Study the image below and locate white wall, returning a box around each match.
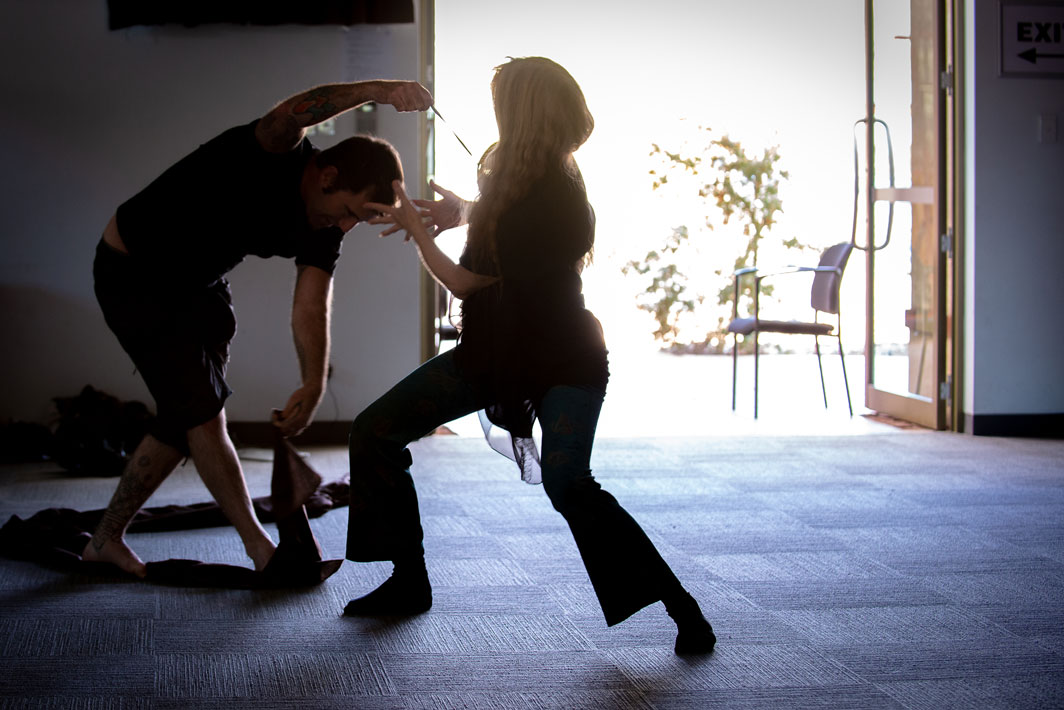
[0,1,425,426]
[965,0,1064,420]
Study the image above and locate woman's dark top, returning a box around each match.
[115,120,344,290]
[454,166,609,438]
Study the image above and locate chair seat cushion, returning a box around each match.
[727,317,835,336]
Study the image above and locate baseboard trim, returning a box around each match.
[965,413,1064,438]
[228,420,350,448]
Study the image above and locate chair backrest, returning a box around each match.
[810,242,854,315]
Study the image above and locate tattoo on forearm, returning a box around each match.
[292,88,340,123]
[258,111,302,146]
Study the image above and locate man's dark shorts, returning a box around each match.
[94,240,236,455]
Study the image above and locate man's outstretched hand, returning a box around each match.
[272,386,323,438]
[372,80,433,113]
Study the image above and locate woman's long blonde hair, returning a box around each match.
[466,57,594,272]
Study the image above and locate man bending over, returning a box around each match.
[85,79,433,577]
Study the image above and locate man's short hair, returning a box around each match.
[316,135,403,204]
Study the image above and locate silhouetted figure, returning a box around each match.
[84,79,433,578]
[344,57,715,655]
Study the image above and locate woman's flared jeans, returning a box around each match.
[346,350,682,626]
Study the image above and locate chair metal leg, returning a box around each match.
[838,336,853,416]
[731,332,738,411]
[815,336,828,409]
[753,330,759,419]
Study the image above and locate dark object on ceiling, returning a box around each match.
[108,0,414,30]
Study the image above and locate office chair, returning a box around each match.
[727,242,854,418]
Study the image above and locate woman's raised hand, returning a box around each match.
[367,180,427,242]
[412,180,468,236]
[369,180,469,241]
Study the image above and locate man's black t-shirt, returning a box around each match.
[116,120,344,289]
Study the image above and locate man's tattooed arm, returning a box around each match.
[254,80,432,153]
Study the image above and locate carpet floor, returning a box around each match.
[1,430,1062,709]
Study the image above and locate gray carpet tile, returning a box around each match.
[773,606,1009,645]
[828,524,1028,557]
[129,527,262,568]
[845,469,1010,491]
[420,514,491,537]
[0,700,152,710]
[669,578,764,614]
[647,686,908,710]
[153,699,408,710]
[497,531,582,560]
[382,651,635,693]
[421,558,537,587]
[620,490,768,517]
[698,462,844,492]
[603,476,743,497]
[973,603,1064,653]
[727,579,953,610]
[155,586,346,620]
[688,610,812,647]
[877,674,1064,710]
[922,569,1064,606]
[667,441,797,465]
[423,533,513,560]
[452,495,560,527]
[515,557,602,586]
[824,638,1064,682]
[154,617,380,654]
[753,489,954,528]
[0,657,154,696]
[571,608,680,650]
[514,690,656,709]
[0,583,158,619]
[609,644,864,691]
[641,509,847,555]
[0,561,69,590]
[161,689,656,710]
[897,485,1064,507]
[395,693,555,710]
[695,551,899,583]
[545,580,621,617]
[2,432,1063,708]
[155,652,396,698]
[422,585,565,617]
[368,613,594,653]
[981,522,1064,561]
[0,618,152,656]
[581,446,690,474]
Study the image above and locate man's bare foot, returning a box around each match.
[82,536,148,578]
[249,539,278,572]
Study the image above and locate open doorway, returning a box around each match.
[430,1,900,437]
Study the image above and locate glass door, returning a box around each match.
[859,0,951,429]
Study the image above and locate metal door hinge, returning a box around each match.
[940,228,953,258]
[939,376,952,401]
[940,66,954,96]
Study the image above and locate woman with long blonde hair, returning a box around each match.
[346,57,715,654]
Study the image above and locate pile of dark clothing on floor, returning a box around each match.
[1,384,153,476]
[1,388,351,589]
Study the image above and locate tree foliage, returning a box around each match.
[624,127,806,352]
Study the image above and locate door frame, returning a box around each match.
[861,0,957,430]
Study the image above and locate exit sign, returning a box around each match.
[1001,2,1064,77]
